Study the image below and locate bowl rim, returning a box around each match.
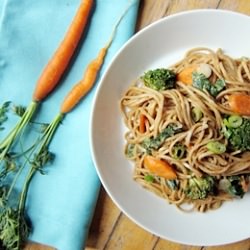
[89,9,250,246]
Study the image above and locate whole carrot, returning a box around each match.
[60,46,107,113]
[0,0,93,159]
[39,41,113,150]
[60,2,130,114]
[33,0,93,102]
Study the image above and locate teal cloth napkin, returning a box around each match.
[0,0,139,249]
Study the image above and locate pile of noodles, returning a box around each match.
[120,48,250,212]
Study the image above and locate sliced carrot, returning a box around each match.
[228,94,250,116]
[139,114,147,133]
[143,155,177,179]
[177,65,197,85]
[33,0,93,102]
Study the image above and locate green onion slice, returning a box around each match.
[145,174,154,183]
[207,141,226,154]
[228,115,243,128]
[191,107,203,122]
[172,144,186,159]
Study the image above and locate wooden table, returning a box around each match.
[26,0,250,249]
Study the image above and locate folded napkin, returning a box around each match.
[0,0,139,249]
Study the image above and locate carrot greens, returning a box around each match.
[0,103,53,249]
[0,102,11,131]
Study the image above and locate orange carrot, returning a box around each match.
[139,114,147,133]
[228,94,250,116]
[143,155,177,179]
[0,0,93,159]
[177,65,197,85]
[60,1,131,114]
[60,47,107,113]
[33,0,93,102]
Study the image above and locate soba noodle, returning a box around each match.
[120,48,250,212]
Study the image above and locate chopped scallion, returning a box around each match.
[207,141,226,154]
[126,144,135,158]
[228,115,243,128]
[191,107,203,122]
[172,144,186,159]
[145,174,154,183]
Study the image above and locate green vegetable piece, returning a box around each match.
[222,117,250,152]
[172,144,186,159]
[145,174,154,183]
[226,176,245,198]
[207,141,226,154]
[192,72,225,97]
[141,68,176,91]
[141,123,182,154]
[126,144,135,158]
[228,115,243,128]
[191,107,203,122]
[223,118,230,127]
[192,72,210,90]
[185,176,216,200]
[221,125,232,139]
[209,79,226,97]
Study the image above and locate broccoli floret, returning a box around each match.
[192,72,225,97]
[141,68,176,91]
[141,123,182,154]
[185,176,216,200]
[227,176,245,197]
[222,116,250,152]
[220,175,249,198]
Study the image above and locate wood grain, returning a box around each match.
[136,0,220,30]
[27,1,250,249]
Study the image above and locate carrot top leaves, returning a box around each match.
[0,101,11,130]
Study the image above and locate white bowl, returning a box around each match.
[90,9,250,246]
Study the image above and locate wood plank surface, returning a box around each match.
[26,1,250,249]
